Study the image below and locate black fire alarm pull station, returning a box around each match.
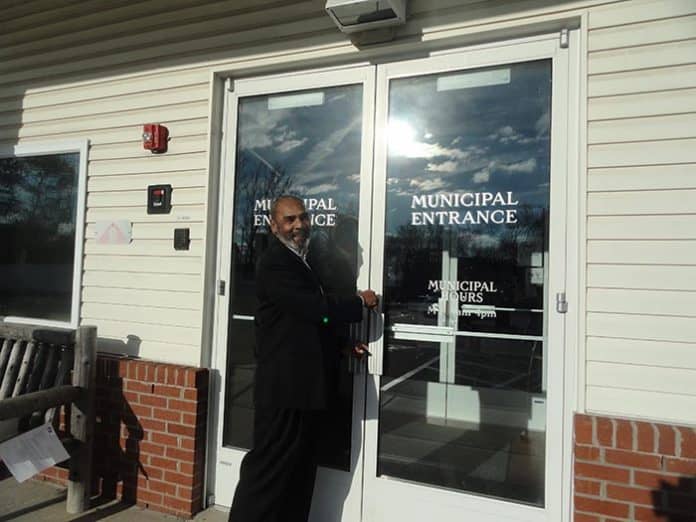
[174,228,190,251]
[147,184,172,214]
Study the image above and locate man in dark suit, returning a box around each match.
[229,195,377,522]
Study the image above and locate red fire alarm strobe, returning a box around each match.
[142,123,169,153]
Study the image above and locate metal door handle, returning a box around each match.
[348,322,365,375]
[367,310,384,376]
[556,292,568,313]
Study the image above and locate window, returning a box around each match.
[0,141,87,327]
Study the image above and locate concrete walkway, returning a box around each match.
[0,475,228,522]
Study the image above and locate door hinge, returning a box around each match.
[556,292,568,314]
[559,28,569,49]
[218,280,226,296]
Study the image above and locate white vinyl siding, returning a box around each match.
[0,0,346,364]
[586,0,696,423]
[3,0,695,426]
[1,0,587,364]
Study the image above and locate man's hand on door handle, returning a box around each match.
[358,289,379,309]
[351,342,372,359]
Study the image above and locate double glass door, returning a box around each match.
[214,33,570,522]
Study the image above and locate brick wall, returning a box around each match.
[574,413,696,521]
[39,355,209,519]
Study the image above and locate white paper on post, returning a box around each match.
[0,424,70,483]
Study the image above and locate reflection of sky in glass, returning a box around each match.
[226,85,364,455]
[385,60,551,239]
[0,153,79,321]
[378,63,552,506]
[230,84,364,315]
[383,60,552,325]
[0,154,79,233]
[233,85,363,241]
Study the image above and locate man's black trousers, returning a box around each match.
[228,407,321,522]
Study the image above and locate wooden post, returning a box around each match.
[0,340,24,399]
[0,339,12,382]
[12,341,36,397]
[66,325,97,514]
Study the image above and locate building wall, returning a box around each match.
[574,413,696,521]
[1,0,589,363]
[2,0,696,517]
[1,0,342,365]
[584,0,696,424]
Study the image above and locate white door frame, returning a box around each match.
[363,32,573,522]
[207,29,580,522]
[210,64,377,521]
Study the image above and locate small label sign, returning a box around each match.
[95,220,132,245]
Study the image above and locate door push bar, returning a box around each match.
[392,323,455,338]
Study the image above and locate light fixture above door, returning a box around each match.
[325,0,406,33]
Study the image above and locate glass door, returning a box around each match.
[212,32,573,522]
[364,35,569,522]
[213,65,376,522]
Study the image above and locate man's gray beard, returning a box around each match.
[276,233,310,258]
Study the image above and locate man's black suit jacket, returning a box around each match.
[254,235,363,410]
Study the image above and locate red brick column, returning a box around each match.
[574,413,696,521]
[39,355,209,519]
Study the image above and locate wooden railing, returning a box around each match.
[0,322,97,514]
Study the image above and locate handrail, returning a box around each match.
[0,385,83,421]
[0,322,97,514]
[0,322,75,345]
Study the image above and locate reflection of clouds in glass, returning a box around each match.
[298,116,361,174]
[488,125,536,145]
[498,158,537,173]
[473,168,490,183]
[466,144,487,156]
[272,125,308,153]
[275,138,307,153]
[274,125,294,141]
[535,110,550,136]
[393,139,471,160]
[240,128,273,149]
[389,118,475,161]
[470,158,536,184]
[233,82,363,263]
[426,160,458,173]
[239,105,284,149]
[383,60,552,237]
[409,177,446,191]
[389,187,415,197]
[302,183,339,195]
[490,125,514,140]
